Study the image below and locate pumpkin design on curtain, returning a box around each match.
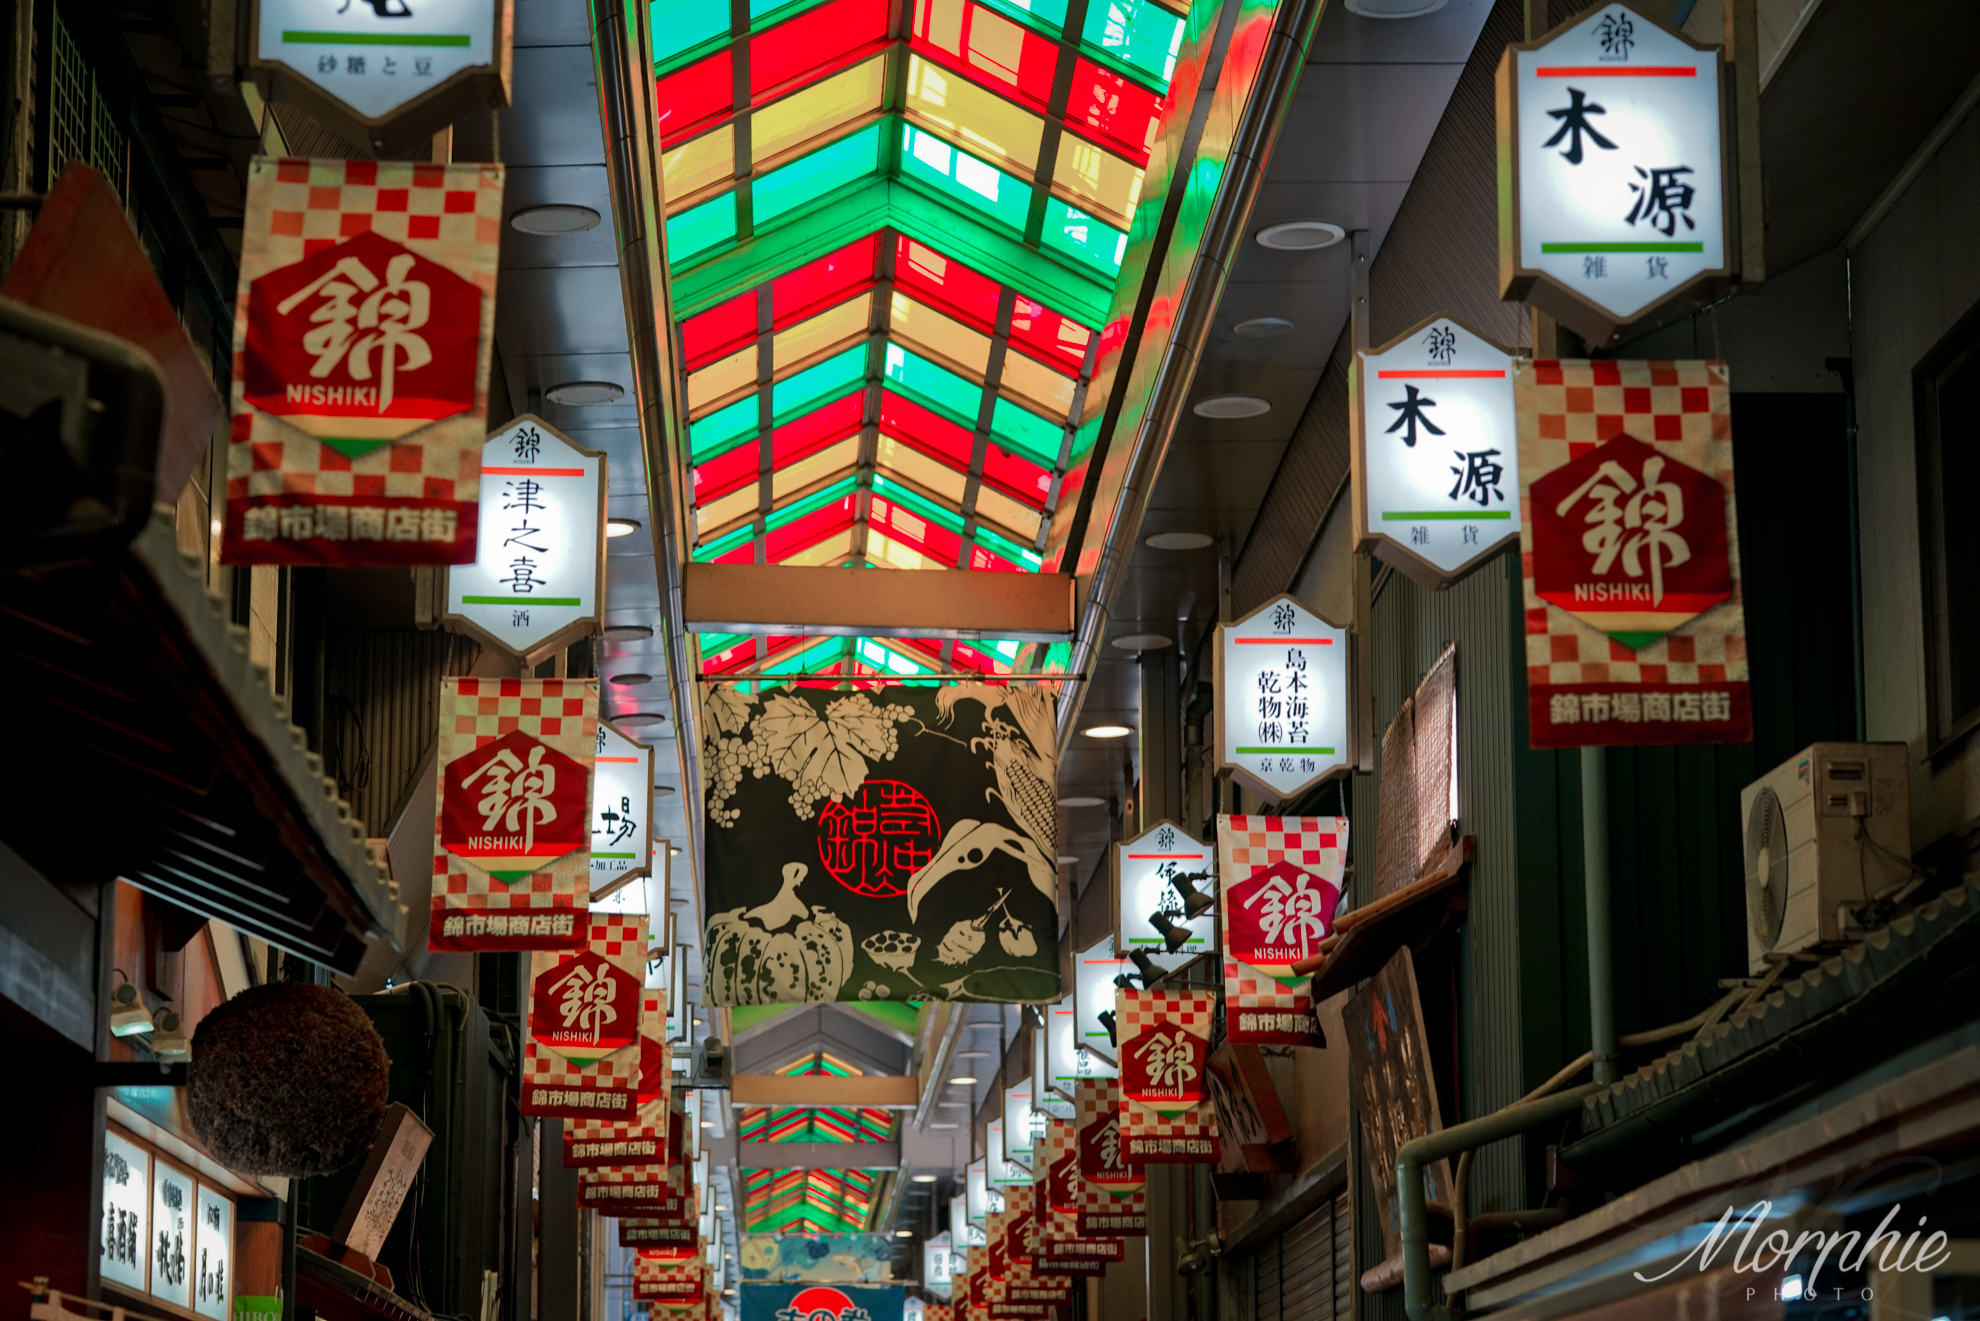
[701,682,1060,1004]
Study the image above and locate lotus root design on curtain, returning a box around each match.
[701,682,1060,1003]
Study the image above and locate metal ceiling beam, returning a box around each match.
[736,1141,902,1170]
[730,1074,921,1108]
[683,562,1075,640]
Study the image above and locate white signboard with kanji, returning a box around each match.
[1215,596,1351,802]
[1003,1077,1041,1159]
[1352,314,1519,590]
[1032,1009,1077,1117]
[589,721,654,896]
[446,416,605,663]
[251,0,511,152]
[1500,3,1729,341]
[1115,820,1213,972]
[1071,935,1125,1076]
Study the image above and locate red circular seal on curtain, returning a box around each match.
[816,779,941,898]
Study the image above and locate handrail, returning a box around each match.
[1398,1084,1603,1321]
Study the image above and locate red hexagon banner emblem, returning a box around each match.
[441,727,591,879]
[523,913,649,1116]
[1516,360,1751,750]
[531,949,642,1053]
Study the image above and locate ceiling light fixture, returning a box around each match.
[545,380,624,406]
[606,518,641,538]
[602,623,654,641]
[1083,725,1133,739]
[1110,633,1173,652]
[1233,316,1296,338]
[618,712,668,725]
[1144,531,1215,550]
[1192,395,1271,419]
[509,204,602,234]
[653,785,677,796]
[949,1076,978,1086]
[109,983,153,1038]
[911,1174,938,1183]
[896,1230,916,1238]
[609,673,653,686]
[1344,0,1445,15]
[1056,855,1078,865]
[1057,795,1106,807]
[670,846,683,856]
[931,1123,959,1130]
[1256,220,1346,250]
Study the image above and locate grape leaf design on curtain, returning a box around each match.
[702,683,1061,1004]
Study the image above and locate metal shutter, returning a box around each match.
[1253,1192,1351,1321]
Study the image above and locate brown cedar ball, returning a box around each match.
[187,982,392,1176]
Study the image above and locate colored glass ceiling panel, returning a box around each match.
[755,121,885,226]
[752,0,889,95]
[884,343,981,425]
[651,0,730,70]
[668,192,737,265]
[682,287,758,369]
[1081,0,1184,86]
[1040,198,1126,275]
[900,125,1032,234]
[654,48,732,142]
[663,122,734,203]
[752,56,887,167]
[905,54,1046,181]
[773,294,873,370]
[775,234,883,326]
[772,344,867,422]
[894,235,1002,332]
[1068,57,1164,163]
[738,1106,895,1142]
[911,0,1059,112]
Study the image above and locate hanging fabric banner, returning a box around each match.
[701,682,1059,1004]
[224,158,501,566]
[1215,815,1348,1045]
[430,676,597,949]
[635,1254,705,1304]
[580,1127,692,1216]
[1114,990,1220,1164]
[1072,1079,1145,1236]
[622,1218,697,1249]
[1032,1116,1121,1271]
[564,990,670,1166]
[521,913,646,1117]
[1516,360,1751,749]
[741,1285,905,1321]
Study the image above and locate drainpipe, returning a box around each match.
[1582,750,1619,1086]
[1399,1084,1603,1321]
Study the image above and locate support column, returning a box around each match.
[1144,1165,1189,1321]
[540,1120,583,1321]
[1139,647,1182,831]
[1581,749,1619,1085]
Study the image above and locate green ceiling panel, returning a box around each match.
[1081,0,1185,87]
[773,346,869,422]
[898,125,1032,235]
[651,0,730,68]
[668,192,739,264]
[1039,199,1126,277]
[689,392,759,459]
[990,396,1064,465]
[883,343,982,425]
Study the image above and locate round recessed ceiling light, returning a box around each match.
[653,784,677,796]
[607,517,641,538]
[1084,724,1133,739]
[1058,795,1106,808]
[603,623,654,641]
[610,672,653,686]
[1193,394,1271,419]
[911,1173,938,1183]
[1110,633,1174,652]
[1233,316,1296,338]
[1344,0,1445,15]
[949,1076,978,1086]
[618,711,668,724]
[1145,530,1216,550]
[669,846,683,856]
[509,204,602,235]
[1256,220,1346,250]
[930,1122,959,1130]
[545,380,624,406]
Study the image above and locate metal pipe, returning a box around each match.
[1581,748,1619,1086]
[1399,1084,1603,1321]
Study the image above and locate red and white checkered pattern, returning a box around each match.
[1112,990,1219,1164]
[431,677,596,950]
[1516,360,1751,748]
[522,913,645,1117]
[929,1305,955,1321]
[579,1155,690,1217]
[566,992,671,1163]
[634,1255,704,1302]
[225,158,501,567]
[1217,815,1345,1045]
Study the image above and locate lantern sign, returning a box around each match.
[987,1118,1028,1185]
[1002,1078,1041,1162]
[250,0,511,154]
[1214,595,1351,802]
[1071,937,1125,1076]
[965,1160,999,1224]
[1351,315,1519,589]
[1499,4,1730,342]
[1036,995,1082,1112]
[1115,820,1213,972]
[591,722,655,896]
[446,417,605,662]
[924,1233,956,1297]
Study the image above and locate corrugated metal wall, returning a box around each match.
[1251,1192,1353,1321]
[322,630,482,834]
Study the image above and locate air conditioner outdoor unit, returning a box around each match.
[1739,742,1911,975]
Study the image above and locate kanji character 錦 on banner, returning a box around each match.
[522,913,647,1117]
[1216,815,1348,1046]
[431,677,596,949]
[564,990,670,1165]
[224,158,502,566]
[1517,360,1751,749]
[1114,990,1220,1163]
[1072,1079,1145,1235]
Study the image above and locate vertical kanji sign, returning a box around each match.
[1115,820,1213,972]
[1352,314,1520,589]
[1215,595,1352,802]
[1499,3,1732,341]
[1517,359,1750,747]
[590,721,654,896]
[226,158,502,566]
[446,416,605,663]
[431,677,597,948]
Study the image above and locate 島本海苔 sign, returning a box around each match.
[1352,314,1519,589]
[1215,595,1351,801]
[446,416,605,663]
[250,0,511,153]
[1499,3,1730,341]
[1115,820,1213,971]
